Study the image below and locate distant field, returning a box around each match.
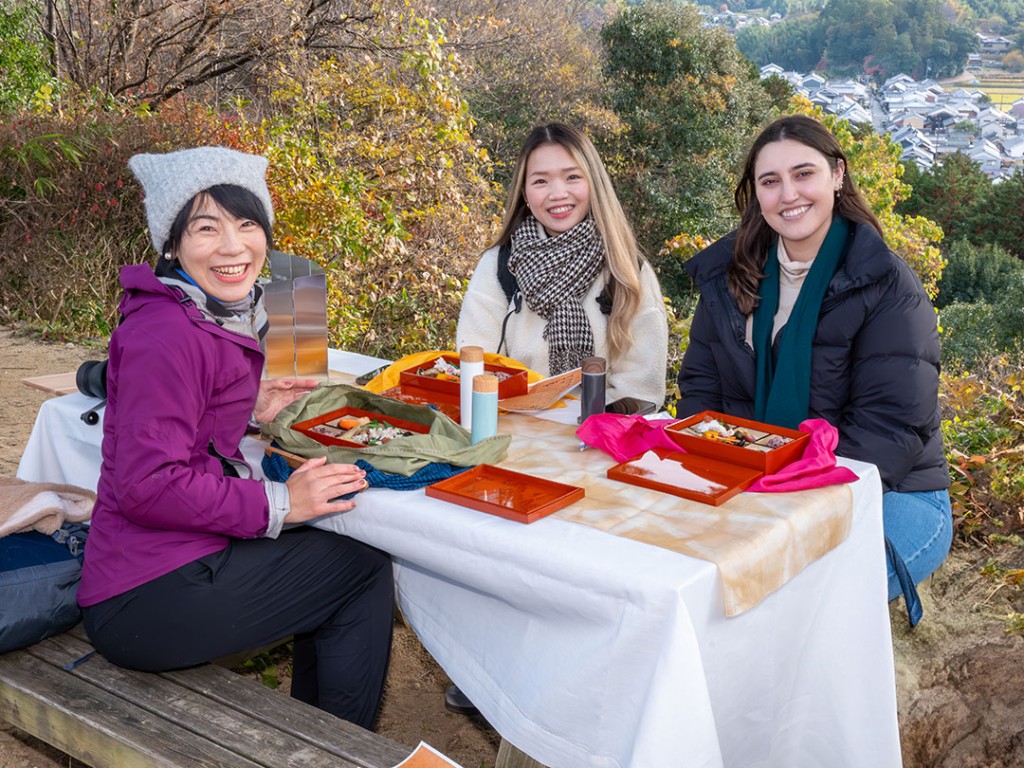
[945,76,1024,109]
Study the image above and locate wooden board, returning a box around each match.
[20,371,79,396]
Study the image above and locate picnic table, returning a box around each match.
[16,356,901,768]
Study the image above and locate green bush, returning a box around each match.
[939,271,1024,373]
[935,238,1024,309]
[0,3,55,113]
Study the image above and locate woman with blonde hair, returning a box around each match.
[457,123,668,409]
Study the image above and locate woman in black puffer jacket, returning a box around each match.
[677,115,950,624]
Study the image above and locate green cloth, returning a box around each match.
[262,384,511,476]
[753,215,849,429]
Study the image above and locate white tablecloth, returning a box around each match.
[17,390,902,768]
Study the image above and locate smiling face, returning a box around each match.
[754,138,845,262]
[173,194,267,303]
[523,142,591,236]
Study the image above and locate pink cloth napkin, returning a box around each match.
[746,418,859,492]
[576,414,858,492]
[576,413,681,463]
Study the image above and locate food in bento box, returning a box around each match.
[415,357,462,381]
[414,356,516,382]
[682,416,791,451]
[309,415,415,446]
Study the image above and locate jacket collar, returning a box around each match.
[118,264,265,349]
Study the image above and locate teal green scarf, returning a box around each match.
[753,215,849,429]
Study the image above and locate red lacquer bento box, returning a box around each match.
[425,464,584,523]
[665,410,808,474]
[607,411,808,506]
[291,407,429,449]
[398,354,528,405]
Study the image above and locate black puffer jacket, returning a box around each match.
[676,221,948,493]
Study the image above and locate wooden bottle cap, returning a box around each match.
[460,345,484,363]
[582,356,606,375]
[473,373,499,394]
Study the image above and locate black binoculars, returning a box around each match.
[75,359,109,424]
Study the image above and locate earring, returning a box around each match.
[163,252,173,261]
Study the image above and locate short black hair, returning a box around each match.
[162,184,273,255]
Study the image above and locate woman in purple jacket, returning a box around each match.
[78,147,393,728]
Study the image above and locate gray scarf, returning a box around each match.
[157,265,268,346]
[508,215,605,374]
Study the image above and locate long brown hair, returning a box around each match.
[729,115,883,315]
[493,123,648,357]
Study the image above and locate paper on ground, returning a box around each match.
[391,741,466,768]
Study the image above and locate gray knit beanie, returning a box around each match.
[128,147,274,254]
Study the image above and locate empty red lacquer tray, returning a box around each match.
[291,407,429,449]
[399,354,528,404]
[425,464,584,523]
[664,410,808,475]
[607,447,764,506]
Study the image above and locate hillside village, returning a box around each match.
[759,63,1024,179]
[695,8,1024,179]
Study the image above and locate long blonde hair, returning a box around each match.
[492,123,646,358]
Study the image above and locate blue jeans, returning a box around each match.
[882,489,953,602]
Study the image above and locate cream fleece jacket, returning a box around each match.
[456,245,669,407]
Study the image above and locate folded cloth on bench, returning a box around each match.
[0,477,94,537]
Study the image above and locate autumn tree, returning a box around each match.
[40,0,377,106]
[239,8,497,356]
[601,0,772,304]
[1003,50,1024,72]
[1,3,496,353]
[428,0,622,188]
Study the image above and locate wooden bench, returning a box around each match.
[0,626,410,768]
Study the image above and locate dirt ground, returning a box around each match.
[1,324,1022,768]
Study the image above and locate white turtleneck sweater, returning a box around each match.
[744,240,814,347]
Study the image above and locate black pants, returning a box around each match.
[82,528,394,729]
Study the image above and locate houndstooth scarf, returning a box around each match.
[508,215,605,374]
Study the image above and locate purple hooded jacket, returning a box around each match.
[78,265,270,607]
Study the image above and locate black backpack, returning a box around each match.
[0,523,88,653]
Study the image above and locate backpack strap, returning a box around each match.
[497,241,518,305]
[496,242,523,356]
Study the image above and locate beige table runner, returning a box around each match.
[500,413,854,616]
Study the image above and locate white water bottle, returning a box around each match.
[459,345,484,431]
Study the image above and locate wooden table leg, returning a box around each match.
[495,738,549,768]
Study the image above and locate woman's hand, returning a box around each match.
[254,378,319,423]
[284,456,367,522]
